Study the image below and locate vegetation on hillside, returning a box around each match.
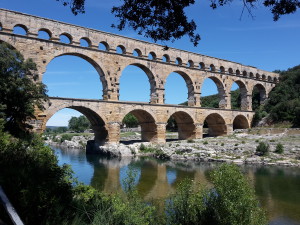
[68,115,91,132]
[263,65,300,127]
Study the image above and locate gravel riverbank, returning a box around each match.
[45,129,300,167]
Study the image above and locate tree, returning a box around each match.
[56,0,300,46]
[68,115,90,132]
[264,65,300,127]
[0,42,48,138]
[167,163,267,225]
[122,113,139,128]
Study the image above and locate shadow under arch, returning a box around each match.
[44,52,108,99]
[122,109,157,142]
[230,80,248,110]
[252,83,267,110]
[167,111,195,140]
[45,106,108,144]
[201,76,226,108]
[233,115,250,130]
[203,113,227,137]
[166,70,195,106]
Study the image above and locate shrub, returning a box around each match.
[203,140,208,145]
[256,142,270,156]
[187,139,195,143]
[167,164,267,225]
[275,143,284,154]
[139,143,146,151]
[221,143,224,146]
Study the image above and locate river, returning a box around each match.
[52,146,300,225]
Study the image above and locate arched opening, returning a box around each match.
[230,80,248,110]
[60,33,72,44]
[228,68,233,74]
[210,64,215,72]
[148,52,156,60]
[268,76,272,82]
[13,24,27,35]
[256,73,260,80]
[38,29,51,40]
[99,41,109,51]
[187,60,194,68]
[220,66,225,73]
[166,112,195,140]
[162,54,170,63]
[175,57,182,65]
[233,115,250,130]
[116,45,126,54]
[0,23,2,31]
[43,54,104,99]
[165,71,194,105]
[252,84,266,111]
[121,110,157,142]
[274,77,278,83]
[203,113,227,137]
[119,64,154,102]
[201,77,226,108]
[250,72,254,79]
[199,62,205,70]
[133,49,142,57]
[236,70,241,76]
[262,74,266,81]
[46,107,107,145]
[243,71,247,77]
[80,38,91,47]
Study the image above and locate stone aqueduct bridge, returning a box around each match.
[0,9,279,144]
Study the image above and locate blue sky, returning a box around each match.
[1,0,299,126]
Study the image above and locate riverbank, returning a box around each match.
[45,128,300,167]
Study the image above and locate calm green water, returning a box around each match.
[52,146,300,225]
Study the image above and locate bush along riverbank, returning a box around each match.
[45,128,300,167]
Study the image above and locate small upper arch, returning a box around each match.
[249,72,254,78]
[236,69,241,76]
[220,66,225,73]
[187,60,194,68]
[148,52,157,60]
[268,76,272,82]
[38,28,52,40]
[133,48,142,57]
[13,24,28,35]
[59,32,73,44]
[116,45,126,54]
[228,68,233,74]
[274,77,278,83]
[0,22,2,31]
[99,41,110,51]
[210,64,216,72]
[242,71,247,77]
[199,62,205,70]
[175,57,183,66]
[262,74,266,81]
[256,73,261,80]
[80,37,92,47]
[162,54,170,63]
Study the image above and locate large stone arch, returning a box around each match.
[43,104,108,144]
[118,63,157,103]
[229,79,249,110]
[44,52,109,99]
[203,113,227,137]
[232,115,250,130]
[165,70,195,106]
[252,83,267,109]
[167,111,196,140]
[121,109,157,142]
[201,76,227,109]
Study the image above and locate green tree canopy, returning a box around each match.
[0,42,48,138]
[122,113,139,128]
[264,65,300,127]
[68,115,91,132]
[57,0,299,46]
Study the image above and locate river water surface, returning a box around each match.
[52,146,300,225]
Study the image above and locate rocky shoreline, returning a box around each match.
[45,128,300,167]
